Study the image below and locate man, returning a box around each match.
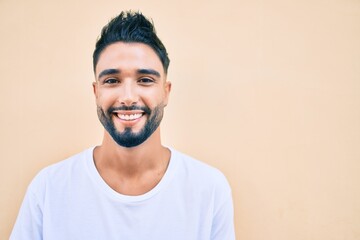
[11,11,235,240]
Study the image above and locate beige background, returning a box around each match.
[1,0,360,239]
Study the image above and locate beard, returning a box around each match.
[97,104,164,148]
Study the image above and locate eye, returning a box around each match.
[138,78,155,85]
[104,78,119,84]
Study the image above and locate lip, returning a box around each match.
[112,111,145,126]
[113,110,144,115]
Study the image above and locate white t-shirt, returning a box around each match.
[10,147,235,240]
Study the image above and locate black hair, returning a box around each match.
[93,11,170,74]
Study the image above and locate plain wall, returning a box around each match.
[1,0,359,239]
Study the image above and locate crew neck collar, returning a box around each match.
[84,146,178,203]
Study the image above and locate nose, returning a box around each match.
[118,80,138,106]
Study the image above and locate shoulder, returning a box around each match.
[171,148,228,179]
[44,148,92,173]
[27,147,93,195]
[170,148,232,194]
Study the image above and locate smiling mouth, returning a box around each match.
[116,113,144,121]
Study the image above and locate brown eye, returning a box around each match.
[138,78,154,84]
[104,78,119,84]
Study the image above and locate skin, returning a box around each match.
[92,42,172,196]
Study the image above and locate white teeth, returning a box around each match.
[118,113,142,121]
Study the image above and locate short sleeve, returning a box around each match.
[211,177,236,240]
[10,171,46,240]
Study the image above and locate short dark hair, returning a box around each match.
[93,11,170,74]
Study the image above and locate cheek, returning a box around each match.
[96,90,118,107]
[144,89,167,103]
[142,96,163,108]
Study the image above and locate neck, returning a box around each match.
[93,128,171,195]
[93,128,169,177]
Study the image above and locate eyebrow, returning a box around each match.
[137,69,161,78]
[98,68,120,79]
[97,68,161,79]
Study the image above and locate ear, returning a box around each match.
[163,81,172,106]
[92,82,99,100]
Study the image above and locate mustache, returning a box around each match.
[107,105,151,115]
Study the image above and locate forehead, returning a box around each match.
[95,42,164,77]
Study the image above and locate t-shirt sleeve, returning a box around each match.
[10,171,45,240]
[210,174,236,240]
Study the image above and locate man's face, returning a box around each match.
[93,42,171,148]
